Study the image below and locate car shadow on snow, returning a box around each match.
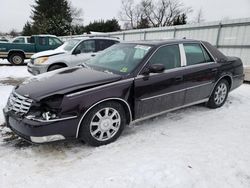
[0,104,210,149]
[0,123,85,151]
[0,123,32,148]
[0,99,234,150]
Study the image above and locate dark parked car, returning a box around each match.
[3,39,244,146]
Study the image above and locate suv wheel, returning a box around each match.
[9,53,24,65]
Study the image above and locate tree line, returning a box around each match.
[4,0,204,37]
[119,0,191,29]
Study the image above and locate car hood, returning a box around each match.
[15,67,122,100]
[31,48,66,59]
[46,52,73,62]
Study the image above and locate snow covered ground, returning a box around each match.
[0,59,9,64]
[0,66,250,188]
[0,59,29,65]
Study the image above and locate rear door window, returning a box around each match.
[184,43,212,66]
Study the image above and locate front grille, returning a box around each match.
[7,91,33,114]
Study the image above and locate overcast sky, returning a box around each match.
[0,0,250,32]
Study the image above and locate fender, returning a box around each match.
[76,97,132,138]
[209,73,233,98]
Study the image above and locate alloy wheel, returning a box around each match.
[90,107,121,141]
[214,82,228,105]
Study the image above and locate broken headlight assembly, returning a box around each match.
[26,95,65,122]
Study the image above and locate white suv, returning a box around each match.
[27,36,120,75]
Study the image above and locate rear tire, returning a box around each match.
[48,64,66,72]
[79,102,126,146]
[9,53,24,65]
[207,79,229,109]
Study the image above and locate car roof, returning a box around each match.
[122,39,200,46]
[70,36,120,41]
[32,34,57,37]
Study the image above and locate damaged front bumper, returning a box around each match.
[3,107,79,144]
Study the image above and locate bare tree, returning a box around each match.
[9,29,19,37]
[140,0,192,27]
[119,0,191,29]
[69,1,84,25]
[119,0,142,29]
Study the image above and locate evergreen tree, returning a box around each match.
[105,19,121,32]
[71,25,85,35]
[31,0,73,36]
[9,29,19,37]
[22,22,33,36]
[84,19,121,33]
[173,14,187,25]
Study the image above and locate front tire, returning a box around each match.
[79,102,126,146]
[207,79,229,109]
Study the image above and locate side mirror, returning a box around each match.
[73,49,81,55]
[142,64,165,75]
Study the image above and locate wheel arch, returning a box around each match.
[209,74,233,99]
[8,50,26,59]
[217,74,233,90]
[223,75,233,91]
[76,98,132,138]
[47,62,67,71]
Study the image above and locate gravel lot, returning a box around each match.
[0,65,250,188]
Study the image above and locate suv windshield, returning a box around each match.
[86,43,152,75]
[63,39,81,51]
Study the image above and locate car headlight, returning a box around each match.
[42,111,58,121]
[26,111,59,121]
[34,57,49,64]
[26,96,77,122]
[26,95,64,121]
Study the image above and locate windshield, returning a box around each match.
[62,39,81,51]
[85,43,152,75]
